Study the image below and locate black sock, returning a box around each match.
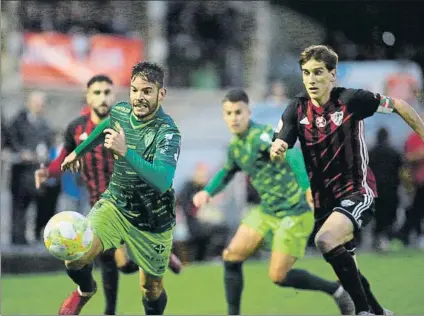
[142,289,168,315]
[99,250,119,315]
[277,268,340,295]
[359,271,384,314]
[66,263,95,293]
[323,245,370,313]
[119,260,139,274]
[224,261,244,315]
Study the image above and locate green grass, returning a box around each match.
[2,250,424,315]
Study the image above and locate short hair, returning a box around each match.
[222,89,249,104]
[299,45,339,71]
[87,75,113,88]
[131,61,165,87]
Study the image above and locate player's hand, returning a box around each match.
[193,190,212,208]
[35,164,49,189]
[104,127,128,157]
[270,139,288,161]
[305,188,314,210]
[61,151,82,173]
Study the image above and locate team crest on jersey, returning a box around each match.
[144,132,155,147]
[330,111,344,126]
[315,116,327,128]
[260,132,272,144]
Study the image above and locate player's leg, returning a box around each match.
[270,212,355,315]
[98,248,120,315]
[124,226,174,315]
[345,241,388,315]
[59,199,125,315]
[223,207,269,315]
[115,245,139,273]
[314,194,375,314]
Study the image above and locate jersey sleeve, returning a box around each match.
[64,121,77,152]
[341,88,395,119]
[285,147,310,191]
[154,127,182,167]
[204,146,240,196]
[274,99,299,148]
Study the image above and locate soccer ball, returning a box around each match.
[43,211,93,261]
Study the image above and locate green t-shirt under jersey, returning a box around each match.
[205,121,310,218]
[74,102,181,232]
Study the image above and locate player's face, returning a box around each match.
[301,59,336,104]
[222,101,251,135]
[130,76,166,120]
[86,81,115,119]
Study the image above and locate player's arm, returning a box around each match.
[270,100,299,160]
[74,117,111,157]
[193,149,241,207]
[343,88,424,141]
[285,147,314,209]
[124,129,181,194]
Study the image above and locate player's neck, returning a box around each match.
[310,90,332,107]
[90,112,102,125]
[131,106,162,125]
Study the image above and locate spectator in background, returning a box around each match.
[8,90,53,244]
[251,80,290,129]
[397,121,424,249]
[35,130,62,241]
[369,128,403,252]
[178,162,211,262]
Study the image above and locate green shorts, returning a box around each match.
[88,199,173,278]
[242,206,314,258]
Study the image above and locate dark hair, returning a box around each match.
[223,89,249,104]
[376,127,389,144]
[131,61,165,87]
[87,75,113,88]
[299,45,339,71]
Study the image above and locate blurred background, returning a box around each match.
[1,0,424,313]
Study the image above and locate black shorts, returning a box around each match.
[315,193,376,232]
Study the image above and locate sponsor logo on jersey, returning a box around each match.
[341,199,355,207]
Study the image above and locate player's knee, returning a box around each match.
[269,269,288,285]
[65,259,89,270]
[222,248,246,262]
[315,230,337,253]
[141,280,164,301]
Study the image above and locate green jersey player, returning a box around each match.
[193,89,354,315]
[58,62,181,316]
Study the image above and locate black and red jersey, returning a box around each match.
[276,87,394,213]
[48,115,114,206]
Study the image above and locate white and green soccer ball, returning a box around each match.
[43,211,93,261]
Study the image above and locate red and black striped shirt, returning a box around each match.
[48,115,114,206]
[276,87,394,216]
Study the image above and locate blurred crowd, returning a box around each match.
[18,0,129,36]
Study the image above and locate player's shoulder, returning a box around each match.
[67,114,89,131]
[336,87,377,104]
[111,102,132,117]
[157,110,181,136]
[250,121,273,135]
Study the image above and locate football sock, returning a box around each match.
[224,261,244,315]
[323,245,370,313]
[277,268,341,296]
[66,263,95,293]
[118,260,139,274]
[142,289,168,315]
[99,250,119,315]
[359,271,384,314]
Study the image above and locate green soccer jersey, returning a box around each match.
[205,121,310,218]
[75,102,181,232]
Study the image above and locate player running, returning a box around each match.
[35,74,182,315]
[271,45,424,315]
[45,62,181,315]
[193,89,355,315]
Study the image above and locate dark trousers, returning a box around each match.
[374,195,399,238]
[11,185,61,244]
[398,185,424,244]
